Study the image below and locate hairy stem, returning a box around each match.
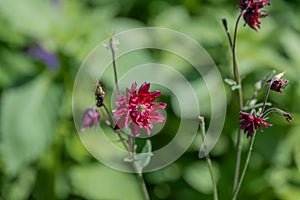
[130,136,150,200]
[134,164,150,200]
[233,13,245,192]
[261,79,273,113]
[232,132,256,200]
[222,13,245,192]
[108,33,150,200]
[109,33,120,94]
[199,116,218,200]
[102,103,129,151]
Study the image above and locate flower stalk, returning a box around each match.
[199,116,218,200]
[233,72,291,199]
[222,15,245,192]
[102,102,130,151]
[223,0,271,193]
[107,33,162,200]
[232,131,256,200]
[109,33,120,94]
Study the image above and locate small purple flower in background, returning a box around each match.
[114,82,167,136]
[238,0,270,31]
[81,108,100,131]
[239,111,271,138]
[28,45,60,70]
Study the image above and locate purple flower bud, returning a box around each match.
[270,79,288,93]
[267,72,289,93]
[81,108,100,131]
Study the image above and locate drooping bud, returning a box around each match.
[270,72,289,93]
[81,108,100,131]
[283,113,293,122]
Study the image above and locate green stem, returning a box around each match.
[231,13,245,192]
[233,128,243,190]
[109,34,120,94]
[135,164,150,200]
[130,136,149,200]
[261,79,273,113]
[102,103,129,151]
[232,132,256,200]
[108,33,150,200]
[199,116,218,200]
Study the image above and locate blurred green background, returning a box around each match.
[1,0,300,199]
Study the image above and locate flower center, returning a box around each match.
[137,104,147,113]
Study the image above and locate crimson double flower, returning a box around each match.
[239,111,271,137]
[114,82,167,136]
[239,0,270,31]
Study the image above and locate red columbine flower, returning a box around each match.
[114,82,167,136]
[238,0,270,31]
[81,108,100,131]
[239,111,271,138]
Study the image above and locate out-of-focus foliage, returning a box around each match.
[0,0,299,199]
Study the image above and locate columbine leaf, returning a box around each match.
[135,140,153,171]
[231,85,241,91]
[69,164,144,200]
[243,102,272,111]
[0,74,62,176]
[224,78,237,86]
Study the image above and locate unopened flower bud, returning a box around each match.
[270,72,289,93]
[284,113,293,122]
[81,108,100,131]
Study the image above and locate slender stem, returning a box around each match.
[109,34,120,94]
[232,13,243,88]
[261,79,273,113]
[244,70,276,108]
[102,103,129,151]
[107,33,150,200]
[102,103,115,129]
[233,128,243,191]
[100,107,111,126]
[129,134,149,200]
[222,19,233,50]
[135,165,150,200]
[226,13,245,192]
[199,116,218,200]
[232,132,256,200]
[261,107,292,122]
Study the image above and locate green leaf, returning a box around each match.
[231,84,241,91]
[0,0,56,38]
[2,167,36,200]
[266,167,300,200]
[69,164,144,200]
[135,140,153,171]
[242,102,272,111]
[0,73,62,176]
[224,78,237,86]
[0,48,36,88]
